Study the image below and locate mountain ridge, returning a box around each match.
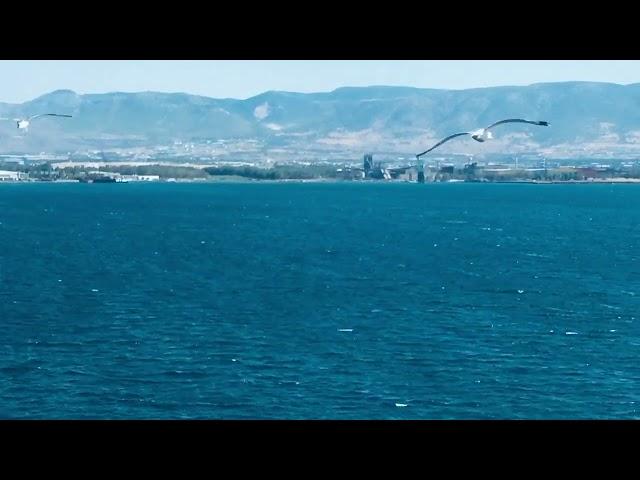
[2,81,640,158]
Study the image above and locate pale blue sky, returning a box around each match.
[1,60,639,103]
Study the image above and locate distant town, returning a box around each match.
[1,151,640,184]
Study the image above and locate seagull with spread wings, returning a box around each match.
[416,119,549,159]
[11,113,73,131]
[469,118,549,143]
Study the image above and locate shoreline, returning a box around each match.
[3,178,640,185]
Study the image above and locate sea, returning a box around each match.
[0,182,638,419]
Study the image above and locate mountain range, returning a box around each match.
[2,82,640,159]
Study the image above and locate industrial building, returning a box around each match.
[361,154,420,181]
[0,170,28,181]
[363,153,390,179]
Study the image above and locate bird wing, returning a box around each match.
[417,132,470,158]
[28,113,73,121]
[486,119,549,130]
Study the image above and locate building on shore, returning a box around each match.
[362,154,419,181]
[389,166,418,181]
[336,168,366,180]
[137,175,160,182]
[0,170,28,182]
[363,153,390,179]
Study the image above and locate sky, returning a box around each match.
[1,60,639,103]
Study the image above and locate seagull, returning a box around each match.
[13,113,73,131]
[470,119,549,143]
[417,119,549,159]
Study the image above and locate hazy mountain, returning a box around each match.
[2,82,640,157]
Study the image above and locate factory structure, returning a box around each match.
[361,154,464,183]
[356,153,556,183]
[363,154,389,179]
[362,154,419,181]
[350,153,640,183]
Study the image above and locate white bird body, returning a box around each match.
[470,128,493,142]
[416,118,549,159]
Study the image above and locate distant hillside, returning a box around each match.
[2,82,640,157]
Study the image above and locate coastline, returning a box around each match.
[3,178,640,185]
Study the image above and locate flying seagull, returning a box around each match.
[13,113,73,131]
[417,119,549,159]
[469,119,549,143]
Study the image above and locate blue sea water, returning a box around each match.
[0,182,639,419]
